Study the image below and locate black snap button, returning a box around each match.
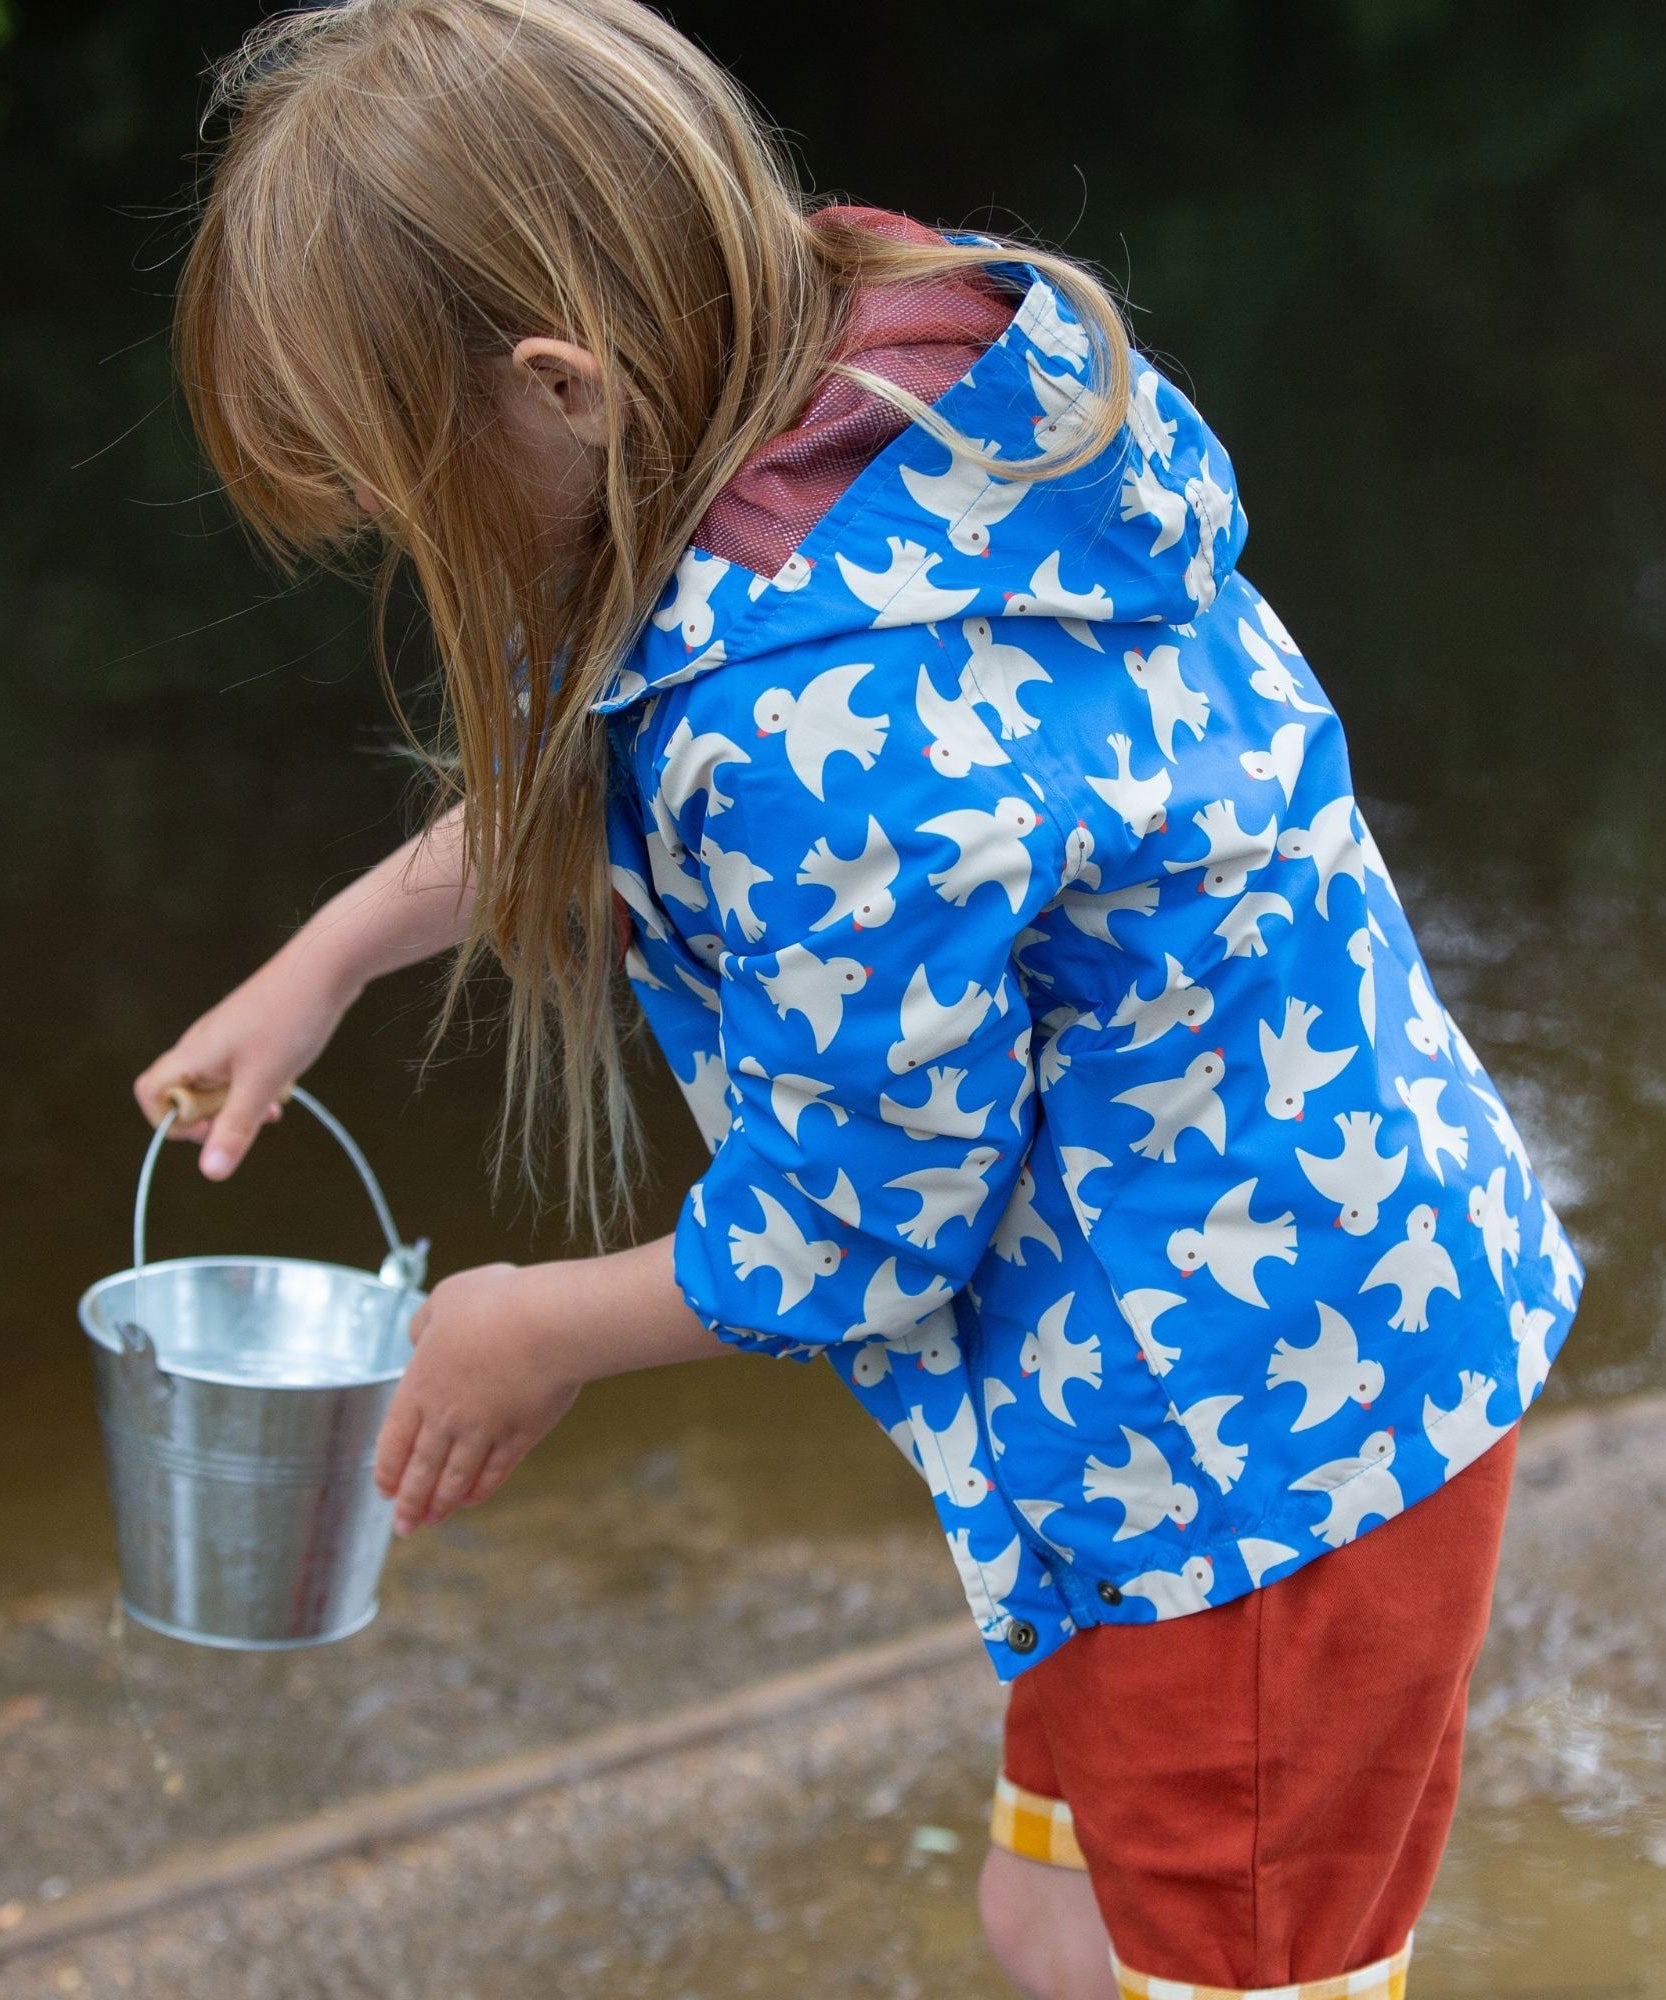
[1005,1618,1038,1654]
[1097,1580,1123,1606]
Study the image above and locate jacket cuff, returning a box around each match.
[671,1180,822,1363]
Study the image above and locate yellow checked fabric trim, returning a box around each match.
[988,1773,1087,1870]
[1110,1932,1412,2000]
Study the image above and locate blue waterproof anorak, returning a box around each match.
[595,250,1584,1679]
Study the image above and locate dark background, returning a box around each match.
[2,0,1663,1593]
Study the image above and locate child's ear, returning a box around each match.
[509,336,614,446]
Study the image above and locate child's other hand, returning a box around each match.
[373,1261,581,1535]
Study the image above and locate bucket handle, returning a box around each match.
[135,1084,429,1291]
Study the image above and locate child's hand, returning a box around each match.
[134,943,360,1179]
[373,1261,581,1535]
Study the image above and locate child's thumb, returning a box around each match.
[200,1082,277,1181]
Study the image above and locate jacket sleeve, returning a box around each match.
[660,678,1066,1360]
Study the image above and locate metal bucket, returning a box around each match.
[77,1086,429,1650]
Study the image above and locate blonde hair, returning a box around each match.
[176,0,1134,1242]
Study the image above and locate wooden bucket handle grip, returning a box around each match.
[164,1079,294,1125]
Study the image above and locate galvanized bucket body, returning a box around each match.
[80,1088,428,1650]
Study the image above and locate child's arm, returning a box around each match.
[373,1230,736,1533]
[134,802,475,1177]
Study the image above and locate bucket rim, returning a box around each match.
[78,1254,424,1388]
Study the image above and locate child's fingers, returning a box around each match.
[459,1439,520,1509]
[374,1391,423,1502]
[391,1427,451,1535]
[422,1435,491,1525]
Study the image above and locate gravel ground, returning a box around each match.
[3,1397,1665,1997]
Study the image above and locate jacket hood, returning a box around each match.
[590,252,1249,714]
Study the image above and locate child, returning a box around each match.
[136,2,1584,1994]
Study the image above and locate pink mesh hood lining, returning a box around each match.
[689,205,1023,579]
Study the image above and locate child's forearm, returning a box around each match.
[280,801,476,1002]
[516,1232,737,1381]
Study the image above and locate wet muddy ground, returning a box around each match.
[2,1394,1663,1996]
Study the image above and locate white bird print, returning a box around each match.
[1117,1288,1186,1376]
[1166,1178,1298,1308]
[1289,1430,1403,1547]
[1127,366,1177,466]
[1164,799,1280,900]
[797,816,899,931]
[1274,795,1364,920]
[879,1064,994,1142]
[785,1164,862,1231]
[843,1257,954,1340]
[1467,1165,1521,1294]
[884,1145,1001,1250]
[1120,460,1189,557]
[984,1375,1018,1460]
[1182,453,1234,610]
[727,1188,843,1315]
[753,662,888,801]
[959,618,1052,739]
[1120,1554,1215,1620]
[1511,1302,1556,1409]
[735,1058,848,1144]
[1252,592,1301,654]
[1060,819,1100,888]
[1002,549,1113,650]
[1295,1111,1408,1234]
[658,716,750,821]
[1467,1084,1533,1202]
[1403,962,1453,1060]
[906,1397,993,1509]
[1085,732,1171,836]
[645,824,708,914]
[1238,618,1327,713]
[1356,812,1404,908]
[1165,1393,1249,1492]
[1540,1204,1581,1310]
[1446,1009,1482,1075]
[850,1341,892,1388]
[1015,1498,1075,1562]
[675,1049,733,1152]
[1347,924,1378,1044]
[1017,1291,1103,1425]
[1238,722,1307,804]
[888,1304,962,1375]
[1360,1204,1461,1331]
[697,833,772,942]
[609,863,669,940]
[1424,1371,1514,1482]
[1059,1146,1113,1228]
[757,943,871,1054]
[1013,280,1094,369]
[622,942,667,992]
[763,551,814,593]
[1238,1537,1300,1587]
[1111,953,1215,1051]
[993,1163,1064,1265]
[947,1529,1023,1635]
[1057,879,1162,946]
[1266,1303,1385,1432]
[1083,1425,1198,1539]
[650,548,730,649]
[1394,1075,1469,1183]
[900,438,1027,557]
[1027,351,1097,451]
[1259,997,1357,1121]
[888,965,1006,1074]
[1124,645,1210,761]
[914,663,1009,778]
[672,963,722,1020]
[1215,890,1296,959]
[919,796,1044,912]
[1113,1048,1228,1162]
[834,536,979,627]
